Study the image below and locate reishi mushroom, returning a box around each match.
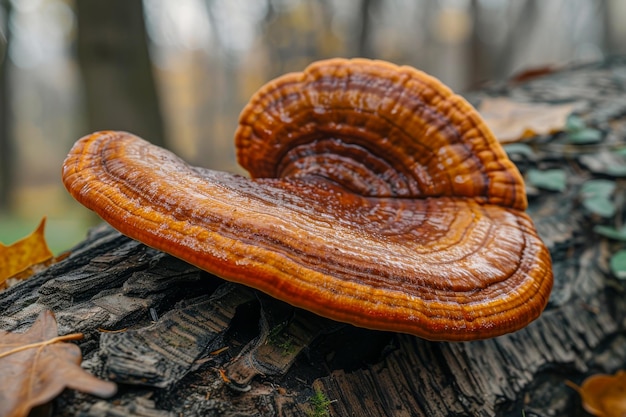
[62,58,553,341]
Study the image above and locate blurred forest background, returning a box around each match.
[0,0,625,253]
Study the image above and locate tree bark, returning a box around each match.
[76,0,165,147]
[2,57,626,417]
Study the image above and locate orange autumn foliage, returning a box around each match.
[568,370,626,417]
[0,217,54,289]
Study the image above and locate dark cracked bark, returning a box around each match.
[2,57,626,417]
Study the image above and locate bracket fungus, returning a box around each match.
[62,58,552,341]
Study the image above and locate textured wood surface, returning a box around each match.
[2,57,626,416]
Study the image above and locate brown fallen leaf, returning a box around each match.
[0,217,54,288]
[479,97,576,143]
[566,370,626,417]
[0,310,117,417]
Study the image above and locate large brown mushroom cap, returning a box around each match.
[62,58,552,341]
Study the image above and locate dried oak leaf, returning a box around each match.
[479,97,576,143]
[0,310,117,417]
[0,217,54,289]
[567,370,626,417]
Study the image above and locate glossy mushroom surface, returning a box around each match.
[62,58,553,341]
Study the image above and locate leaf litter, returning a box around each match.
[0,310,116,417]
[567,370,626,417]
[0,217,54,289]
[478,97,577,143]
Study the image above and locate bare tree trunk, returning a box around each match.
[603,0,626,55]
[76,0,165,147]
[0,0,12,210]
[357,0,378,58]
[468,0,486,88]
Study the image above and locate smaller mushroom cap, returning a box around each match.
[62,58,553,341]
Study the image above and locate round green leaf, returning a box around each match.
[503,143,535,158]
[568,128,603,144]
[565,115,586,132]
[593,225,626,241]
[579,151,626,178]
[526,169,567,192]
[610,250,626,280]
[583,196,616,218]
[580,179,616,199]
[606,162,626,177]
[613,147,626,157]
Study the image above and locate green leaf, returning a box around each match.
[610,250,626,280]
[579,151,626,178]
[593,225,626,241]
[613,147,626,157]
[565,115,586,132]
[503,143,535,158]
[526,169,567,192]
[582,196,616,218]
[568,128,603,144]
[580,179,616,199]
[606,162,626,177]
